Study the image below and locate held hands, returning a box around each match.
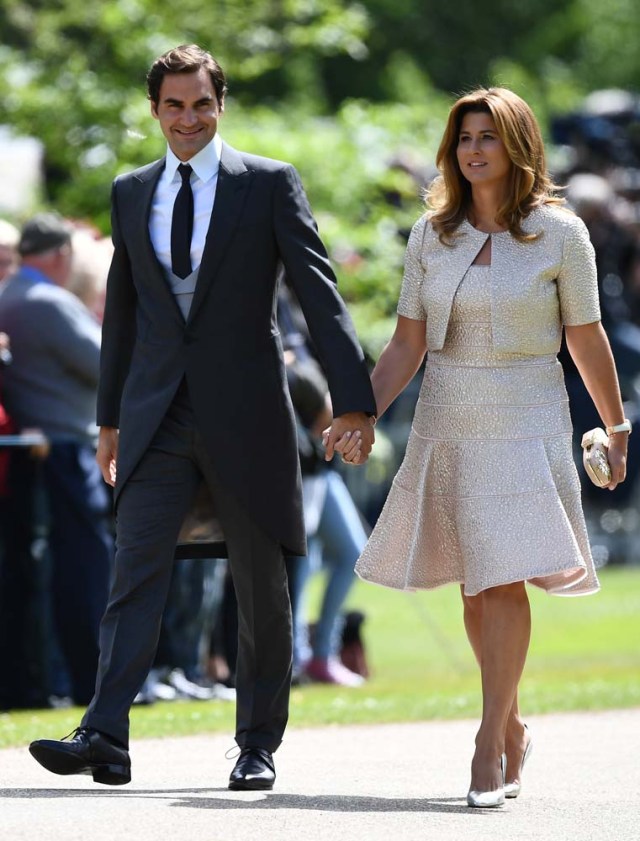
[96,426,119,487]
[322,412,375,465]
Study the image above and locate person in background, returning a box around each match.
[0,212,113,707]
[0,220,19,286]
[134,555,235,705]
[0,329,53,710]
[280,285,368,687]
[67,229,113,323]
[0,331,14,547]
[349,88,629,807]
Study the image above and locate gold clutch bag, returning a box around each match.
[581,428,611,487]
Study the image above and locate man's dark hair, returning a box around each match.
[147,44,227,106]
[18,212,72,257]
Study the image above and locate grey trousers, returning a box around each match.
[83,387,292,751]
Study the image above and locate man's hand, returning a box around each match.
[323,412,375,465]
[97,426,119,486]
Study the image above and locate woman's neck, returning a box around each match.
[468,184,508,232]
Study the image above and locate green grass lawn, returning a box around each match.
[2,565,639,749]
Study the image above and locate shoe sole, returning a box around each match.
[228,779,274,791]
[29,744,131,785]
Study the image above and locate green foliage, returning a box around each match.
[487,58,586,132]
[0,0,372,227]
[222,94,450,354]
[573,0,640,89]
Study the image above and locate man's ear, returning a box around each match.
[150,100,159,119]
[218,98,225,115]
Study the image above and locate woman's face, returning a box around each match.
[456,111,512,189]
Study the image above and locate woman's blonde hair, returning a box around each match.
[427,87,563,243]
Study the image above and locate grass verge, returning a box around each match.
[1,566,639,749]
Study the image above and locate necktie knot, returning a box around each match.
[178,163,192,183]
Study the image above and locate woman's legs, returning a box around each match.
[461,582,531,792]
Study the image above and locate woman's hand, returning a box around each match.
[606,433,628,491]
[322,423,371,465]
[565,322,629,491]
[322,413,374,465]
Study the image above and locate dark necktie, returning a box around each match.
[171,163,194,278]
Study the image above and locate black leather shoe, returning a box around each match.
[228,747,275,790]
[29,727,131,785]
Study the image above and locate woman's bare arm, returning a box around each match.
[565,321,628,489]
[371,315,428,418]
[329,315,427,460]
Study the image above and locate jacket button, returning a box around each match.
[184,333,195,345]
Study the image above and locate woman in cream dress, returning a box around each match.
[338,89,629,806]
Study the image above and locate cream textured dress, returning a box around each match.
[356,207,601,596]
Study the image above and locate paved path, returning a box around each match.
[1,709,638,841]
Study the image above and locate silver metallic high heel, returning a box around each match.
[504,726,533,799]
[466,753,506,808]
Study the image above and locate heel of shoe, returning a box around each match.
[466,753,506,808]
[504,731,533,799]
[92,764,131,785]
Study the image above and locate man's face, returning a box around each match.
[151,68,223,161]
[47,244,73,288]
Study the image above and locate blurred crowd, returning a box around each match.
[551,89,640,563]
[1,89,639,712]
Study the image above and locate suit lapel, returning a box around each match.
[132,158,165,270]
[130,158,185,321]
[187,143,253,325]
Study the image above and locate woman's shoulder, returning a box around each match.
[525,203,586,236]
[407,212,440,246]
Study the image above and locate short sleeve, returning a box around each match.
[557,215,601,326]
[397,216,427,321]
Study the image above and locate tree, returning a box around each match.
[0,0,371,224]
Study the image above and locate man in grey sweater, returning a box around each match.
[0,213,113,705]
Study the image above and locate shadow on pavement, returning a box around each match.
[0,788,498,815]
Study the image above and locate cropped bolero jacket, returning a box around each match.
[397,205,601,355]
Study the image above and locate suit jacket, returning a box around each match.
[97,142,376,557]
[398,205,601,353]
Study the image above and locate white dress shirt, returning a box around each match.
[149,133,223,274]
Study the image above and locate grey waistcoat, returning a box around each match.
[165,264,200,321]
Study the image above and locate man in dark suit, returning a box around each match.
[29,44,375,790]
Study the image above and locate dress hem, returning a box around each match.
[355,565,600,598]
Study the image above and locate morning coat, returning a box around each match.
[97,142,376,558]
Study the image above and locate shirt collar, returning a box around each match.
[164,134,223,184]
[19,265,54,286]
